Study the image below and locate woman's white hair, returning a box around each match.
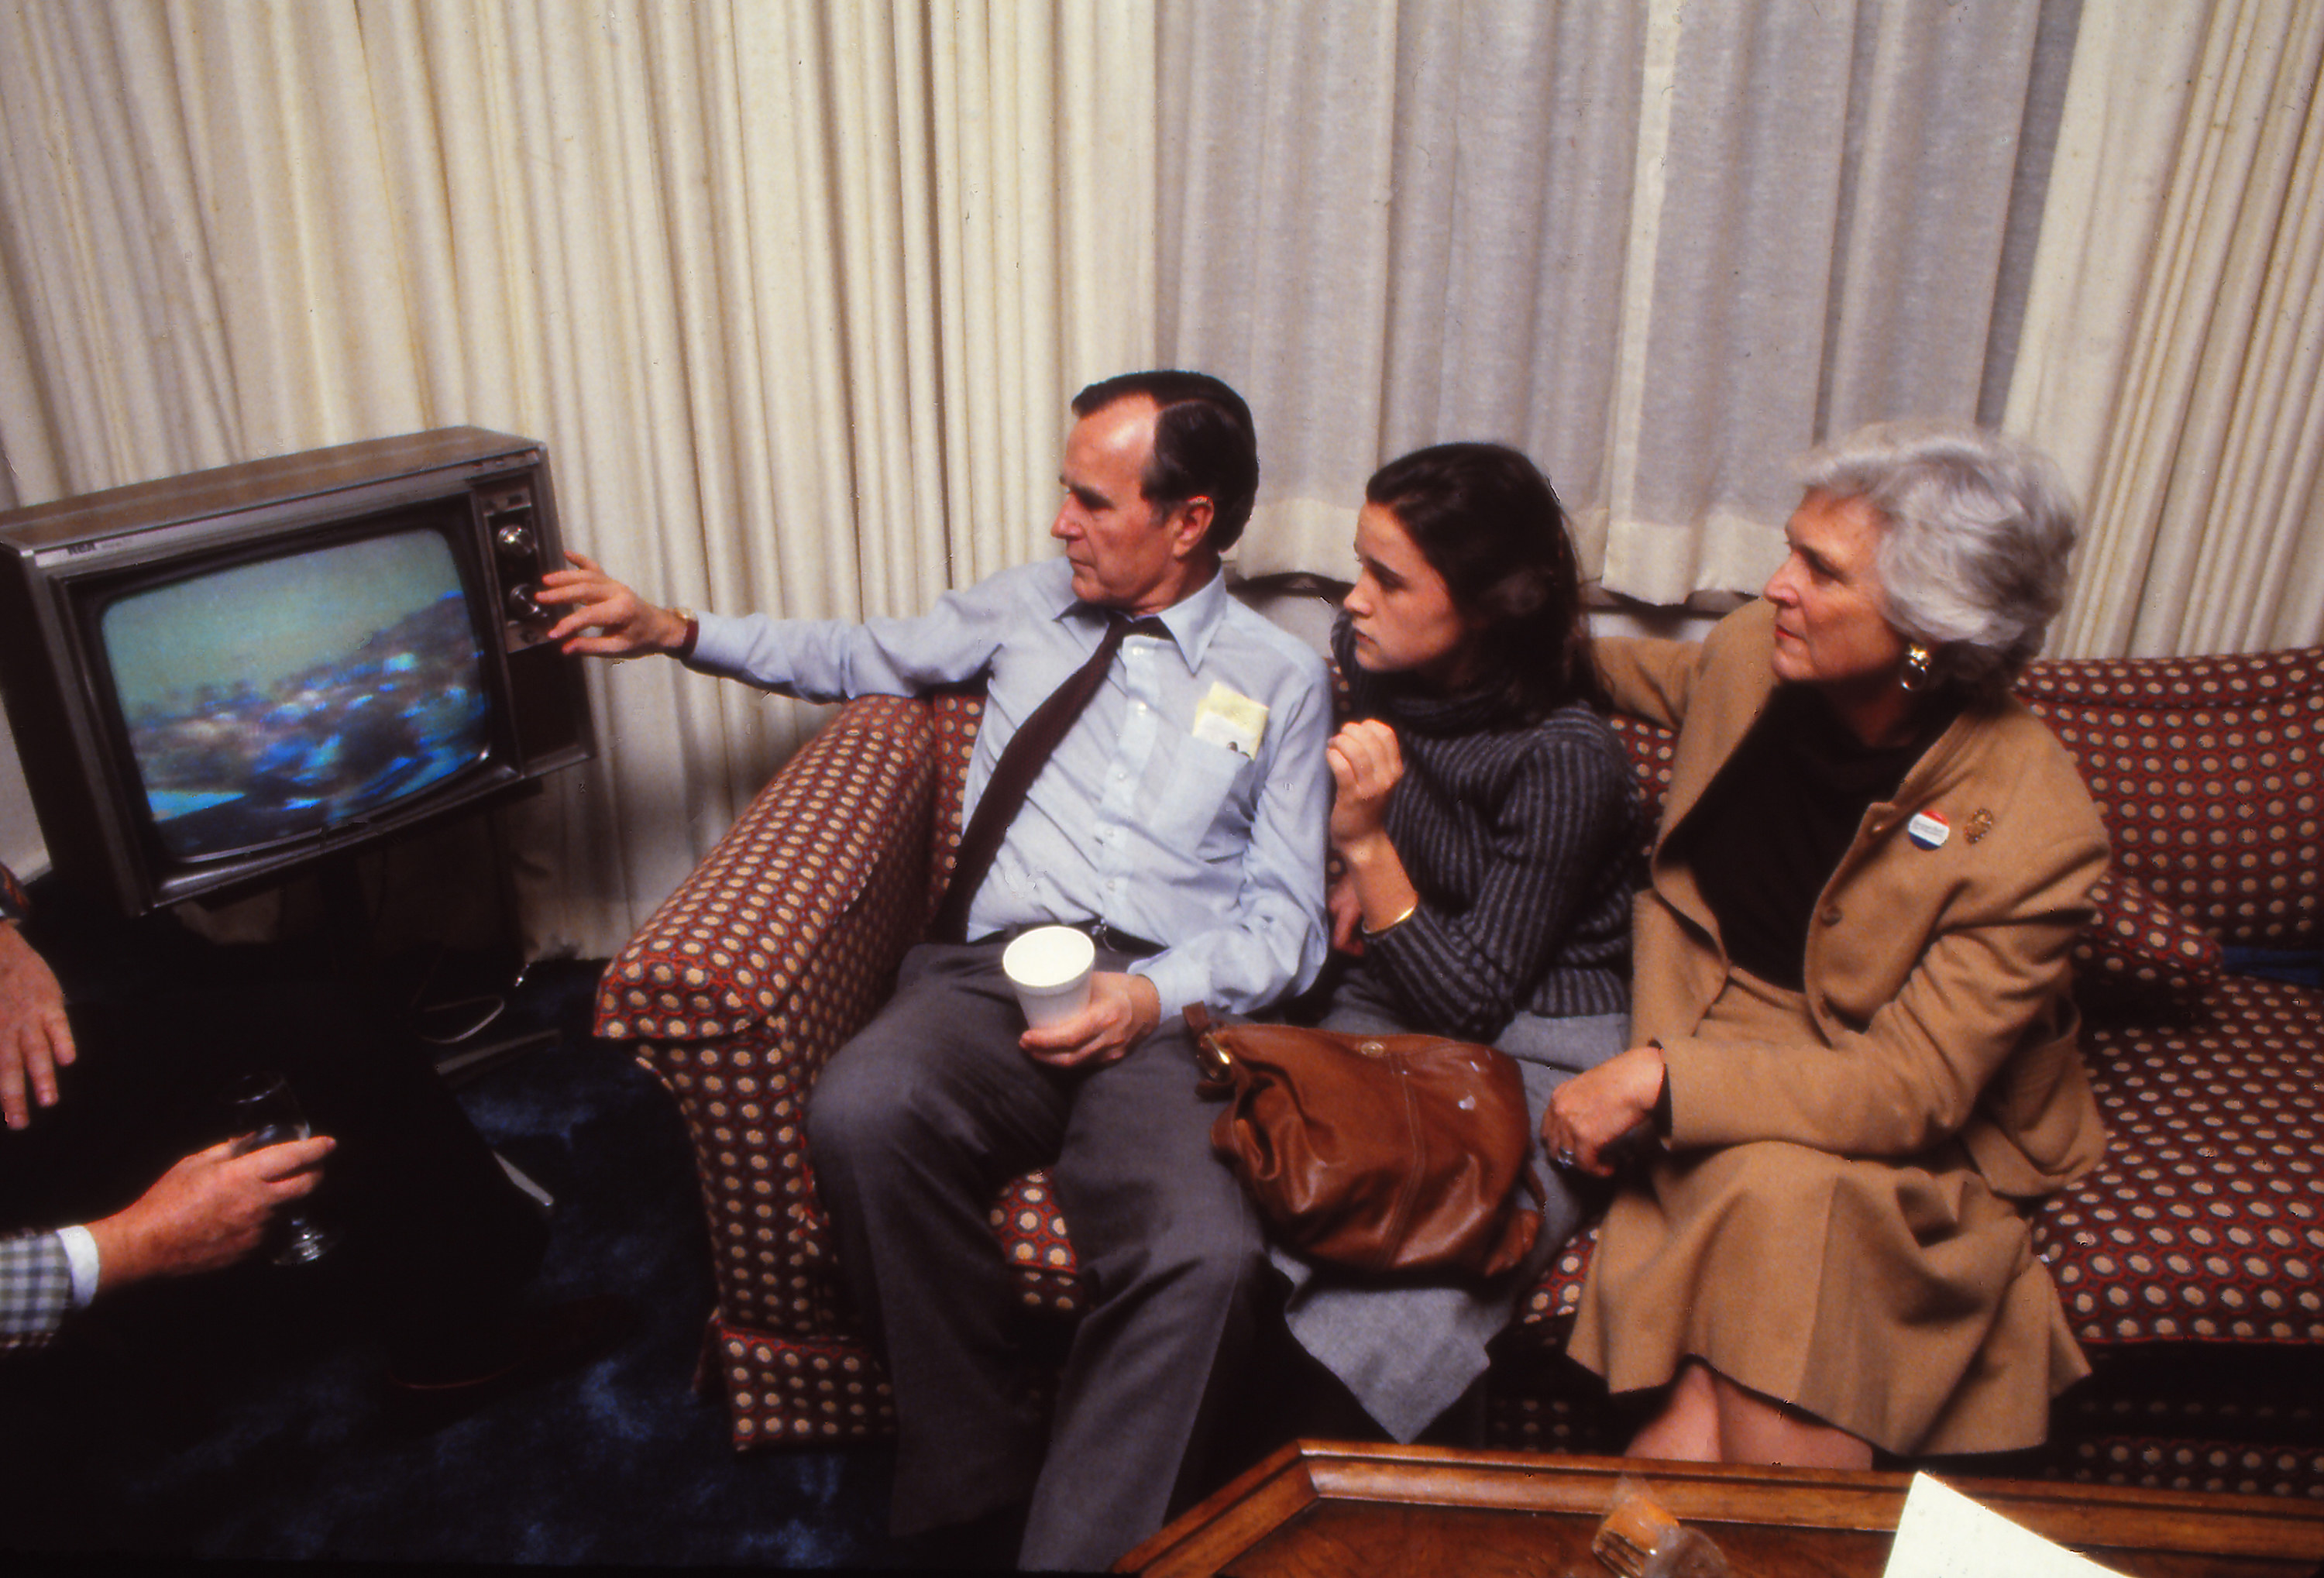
[1796,422,2078,695]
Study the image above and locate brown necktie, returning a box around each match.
[929,611,1171,943]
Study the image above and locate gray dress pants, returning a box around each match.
[806,941,1270,1573]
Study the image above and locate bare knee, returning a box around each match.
[1626,1359,1721,1462]
[1708,1369,1873,1470]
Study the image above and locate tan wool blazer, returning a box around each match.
[1597,600,2109,1200]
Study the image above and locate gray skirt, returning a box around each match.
[1270,968,1627,1441]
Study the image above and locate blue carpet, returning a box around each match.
[1,959,911,1568]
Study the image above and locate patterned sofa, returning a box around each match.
[594,638,2324,1497]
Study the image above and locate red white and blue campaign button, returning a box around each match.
[1907,810,1951,850]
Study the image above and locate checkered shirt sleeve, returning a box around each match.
[0,861,26,925]
[2,1232,74,1353]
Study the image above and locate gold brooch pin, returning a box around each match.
[1966,809,1996,844]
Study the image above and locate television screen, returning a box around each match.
[99,524,492,862]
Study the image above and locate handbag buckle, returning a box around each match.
[1183,1002,1235,1085]
[1196,1034,1234,1081]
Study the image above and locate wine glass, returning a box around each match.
[222,1071,342,1264]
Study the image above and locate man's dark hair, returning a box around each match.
[1071,371,1260,552]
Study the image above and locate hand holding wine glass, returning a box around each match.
[223,1071,342,1263]
[84,1129,335,1287]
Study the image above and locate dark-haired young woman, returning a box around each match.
[1274,442,1642,1442]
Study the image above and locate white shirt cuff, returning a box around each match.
[57,1225,100,1307]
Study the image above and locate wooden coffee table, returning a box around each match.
[1119,1442,2324,1577]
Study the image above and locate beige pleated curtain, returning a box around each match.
[1160,0,2323,653]
[2,0,2320,955]
[2010,0,2324,657]
[1160,0,2067,603]
[0,0,1156,954]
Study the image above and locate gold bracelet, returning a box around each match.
[1362,898,1420,938]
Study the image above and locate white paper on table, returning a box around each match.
[1882,1473,2133,1578]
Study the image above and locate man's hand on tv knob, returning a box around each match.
[537,553,693,660]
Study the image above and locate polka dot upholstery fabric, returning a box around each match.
[2050,1358,2324,1499]
[712,1325,896,1445]
[2075,872,2225,1004]
[2044,974,2323,1350]
[2058,1432,2324,1501]
[597,696,940,1043]
[597,696,944,1446]
[1605,713,1676,858]
[2016,645,2321,951]
[1512,1229,1602,1348]
[992,1172,1085,1316]
[925,689,985,919]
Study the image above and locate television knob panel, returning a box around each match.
[475,458,593,778]
[480,483,552,648]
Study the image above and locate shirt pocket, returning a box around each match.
[1150,735,1255,851]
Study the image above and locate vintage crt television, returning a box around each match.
[0,427,595,916]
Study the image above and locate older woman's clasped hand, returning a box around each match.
[1544,1043,1666,1176]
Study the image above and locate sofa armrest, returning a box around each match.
[596,694,939,1045]
[595,696,943,1371]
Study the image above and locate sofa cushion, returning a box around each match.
[992,1171,1085,1317]
[927,689,985,911]
[2016,647,2323,951]
[2039,974,2324,1349]
[2074,872,2226,1006]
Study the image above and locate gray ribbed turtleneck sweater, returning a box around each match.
[1332,614,1640,1039]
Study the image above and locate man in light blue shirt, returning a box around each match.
[541,372,1332,1570]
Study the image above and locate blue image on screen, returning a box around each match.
[100,529,492,861]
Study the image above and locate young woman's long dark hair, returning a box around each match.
[1363,442,1603,720]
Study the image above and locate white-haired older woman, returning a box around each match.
[1545,424,2108,1469]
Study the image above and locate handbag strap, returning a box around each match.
[1181,1003,1237,1091]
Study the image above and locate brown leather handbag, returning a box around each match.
[1184,1004,1544,1278]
